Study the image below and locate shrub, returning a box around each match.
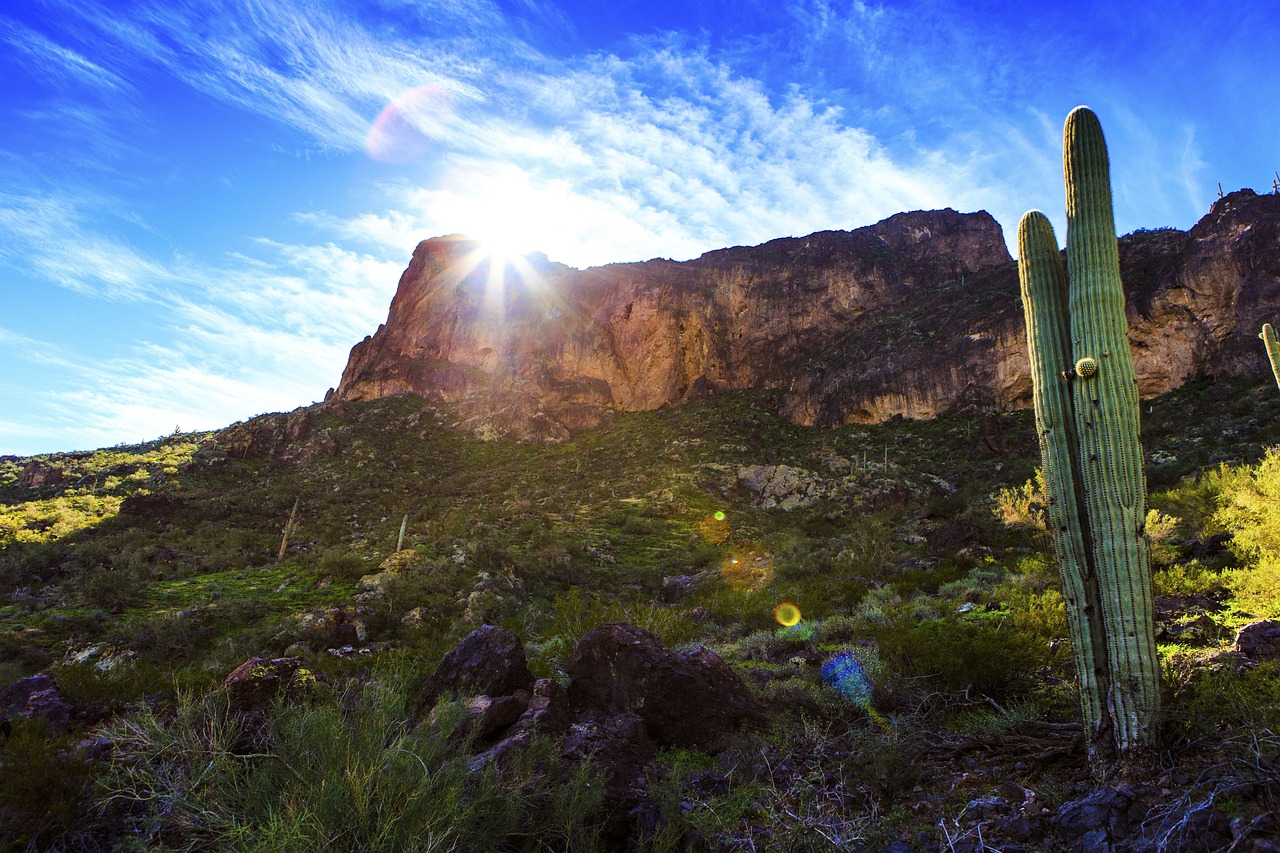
[316,550,370,580]
[1215,448,1280,563]
[0,717,100,849]
[868,608,1056,701]
[992,473,1051,552]
[78,563,147,612]
[99,680,605,851]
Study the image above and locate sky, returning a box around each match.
[2,0,1276,456]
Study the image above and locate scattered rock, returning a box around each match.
[222,657,319,714]
[19,462,64,488]
[414,625,534,719]
[1054,784,1159,853]
[1235,620,1280,661]
[0,673,73,734]
[566,623,767,751]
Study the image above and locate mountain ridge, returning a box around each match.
[333,189,1280,441]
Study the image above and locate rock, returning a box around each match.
[414,625,534,719]
[222,657,318,714]
[566,623,767,751]
[429,693,528,747]
[560,712,657,844]
[1054,784,1159,852]
[295,607,368,649]
[468,678,573,770]
[19,462,64,488]
[332,193,1280,440]
[1235,620,1280,660]
[0,673,73,734]
[1135,796,1234,853]
[736,464,832,509]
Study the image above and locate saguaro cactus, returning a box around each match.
[1017,107,1159,773]
[1260,323,1280,391]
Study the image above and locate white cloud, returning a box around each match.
[0,18,129,92]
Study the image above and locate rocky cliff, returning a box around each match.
[333,190,1280,440]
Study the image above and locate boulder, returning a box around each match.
[414,625,534,718]
[429,693,529,747]
[1053,784,1159,853]
[0,673,73,734]
[469,678,574,769]
[19,462,64,488]
[1235,620,1280,661]
[222,657,318,714]
[566,623,766,751]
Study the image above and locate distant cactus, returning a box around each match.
[1018,107,1159,775]
[1260,323,1280,391]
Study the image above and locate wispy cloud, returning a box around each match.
[0,17,129,92]
[0,188,402,452]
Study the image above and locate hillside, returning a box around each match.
[4,371,1280,849]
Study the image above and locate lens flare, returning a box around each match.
[366,85,452,164]
[776,621,814,641]
[713,511,726,521]
[721,543,774,591]
[698,513,731,544]
[822,651,890,729]
[774,601,802,627]
[822,652,871,705]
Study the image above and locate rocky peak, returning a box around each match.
[334,196,1280,440]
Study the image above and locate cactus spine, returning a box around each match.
[1261,323,1280,391]
[1017,107,1159,772]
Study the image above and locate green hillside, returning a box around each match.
[4,377,1280,850]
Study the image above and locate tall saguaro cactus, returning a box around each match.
[1260,323,1280,391]
[1017,107,1159,774]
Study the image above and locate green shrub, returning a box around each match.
[78,563,147,612]
[992,473,1051,552]
[1215,448,1280,563]
[99,680,605,851]
[1152,560,1223,597]
[0,717,100,849]
[1165,660,1280,740]
[316,550,370,580]
[869,609,1057,701]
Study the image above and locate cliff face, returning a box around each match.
[334,191,1280,440]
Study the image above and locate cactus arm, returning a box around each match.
[1017,210,1111,762]
[1063,106,1159,756]
[1261,323,1280,391]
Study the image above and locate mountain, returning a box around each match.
[333,189,1280,441]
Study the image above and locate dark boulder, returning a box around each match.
[566,623,766,751]
[1235,620,1280,661]
[0,673,73,734]
[414,625,534,719]
[222,657,318,714]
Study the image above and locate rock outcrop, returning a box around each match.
[334,192,1280,440]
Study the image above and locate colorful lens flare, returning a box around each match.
[821,652,872,706]
[366,85,452,164]
[698,513,731,544]
[773,601,802,627]
[720,544,774,591]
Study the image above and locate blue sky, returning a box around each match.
[2,0,1276,455]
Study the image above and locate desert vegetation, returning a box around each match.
[2,373,1280,850]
